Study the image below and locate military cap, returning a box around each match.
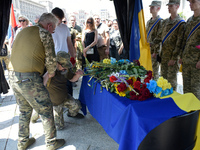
[166,0,180,5]
[57,51,73,68]
[149,1,161,7]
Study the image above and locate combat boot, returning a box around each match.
[67,113,84,119]
[31,113,40,123]
[46,139,65,150]
[18,137,36,150]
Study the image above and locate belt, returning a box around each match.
[12,72,40,84]
[16,78,32,84]
[13,71,39,76]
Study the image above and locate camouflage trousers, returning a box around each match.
[97,46,109,61]
[32,94,82,129]
[54,94,82,129]
[9,71,56,149]
[152,57,159,80]
[182,64,200,100]
[161,61,179,90]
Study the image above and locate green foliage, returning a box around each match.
[179,12,187,20]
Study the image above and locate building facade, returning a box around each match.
[12,0,49,24]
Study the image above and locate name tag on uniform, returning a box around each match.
[86,48,94,54]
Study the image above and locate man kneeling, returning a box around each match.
[31,51,84,130]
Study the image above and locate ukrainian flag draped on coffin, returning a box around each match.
[129,0,152,71]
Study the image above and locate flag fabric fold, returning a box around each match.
[10,4,18,44]
[129,0,152,71]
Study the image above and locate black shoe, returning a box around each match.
[67,113,84,119]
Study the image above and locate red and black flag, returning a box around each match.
[10,4,18,44]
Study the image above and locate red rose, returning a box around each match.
[110,76,117,83]
[133,81,141,90]
[127,79,133,85]
[129,91,137,100]
[70,57,76,65]
[141,88,153,100]
[144,77,151,83]
[147,70,152,78]
[129,88,140,100]
[142,88,151,98]
[117,82,127,92]
[130,91,136,97]
[134,60,140,66]
[141,83,147,90]
[130,95,138,100]
[138,95,146,101]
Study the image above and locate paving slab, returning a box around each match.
[0,74,119,150]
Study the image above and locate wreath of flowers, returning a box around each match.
[84,57,173,101]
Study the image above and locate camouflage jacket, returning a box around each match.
[146,15,162,54]
[153,15,185,63]
[69,28,77,46]
[69,25,83,51]
[38,24,57,75]
[182,16,200,64]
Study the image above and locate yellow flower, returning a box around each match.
[103,58,111,64]
[92,63,100,68]
[114,83,118,87]
[163,79,168,85]
[157,77,164,87]
[166,83,172,89]
[118,91,126,97]
[157,80,164,87]
[129,76,136,83]
[154,92,161,98]
[157,76,172,90]
[162,85,168,90]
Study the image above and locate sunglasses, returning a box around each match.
[62,21,66,23]
[87,21,92,24]
[19,20,26,23]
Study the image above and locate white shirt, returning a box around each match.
[52,23,71,54]
[97,23,109,47]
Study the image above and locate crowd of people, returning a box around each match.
[0,6,127,150]
[1,0,200,149]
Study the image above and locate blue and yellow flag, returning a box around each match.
[129,0,152,71]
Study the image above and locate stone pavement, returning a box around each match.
[0,71,183,150]
[0,71,119,150]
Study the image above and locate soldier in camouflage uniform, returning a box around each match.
[31,51,84,130]
[151,0,185,90]
[69,15,83,70]
[8,13,65,150]
[146,1,162,80]
[180,0,200,100]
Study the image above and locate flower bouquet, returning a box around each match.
[84,57,173,101]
